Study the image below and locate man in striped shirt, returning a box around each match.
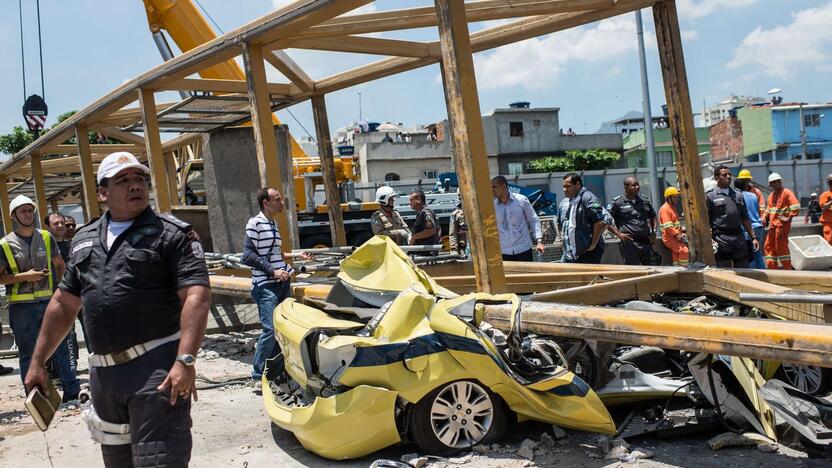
[242,187,295,381]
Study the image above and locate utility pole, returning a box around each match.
[358,91,363,121]
[636,9,659,208]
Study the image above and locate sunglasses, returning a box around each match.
[66,224,76,228]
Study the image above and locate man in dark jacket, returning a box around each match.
[561,173,607,263]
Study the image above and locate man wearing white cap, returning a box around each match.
[0,194,78,396]
[25,152,210,466]
[764,172,800,269]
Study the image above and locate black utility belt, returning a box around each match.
[714,228,742,235]
[625,235,652,243]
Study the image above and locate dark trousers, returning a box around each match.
[715,250,749,268]
[91,341,192,468]
[576,245,605,264]
[9,301,80,396]
[251,281,291,379]
[619,239,658,266]
[502,249,534,262]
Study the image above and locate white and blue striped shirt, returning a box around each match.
[241,212,294,289]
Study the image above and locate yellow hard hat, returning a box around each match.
[664,187,680,198]
[737,169,752,180]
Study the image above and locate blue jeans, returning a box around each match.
[750,226,766,269]
[9,301,80,395]
[251,281,290,379]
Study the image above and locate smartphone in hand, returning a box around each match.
[24,380,61,431]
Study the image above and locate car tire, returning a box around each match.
[410,380,507,456]
[776,364,832,396]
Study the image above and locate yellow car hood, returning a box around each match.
[337,235,457,298]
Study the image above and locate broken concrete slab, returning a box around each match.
[708,432,775,450]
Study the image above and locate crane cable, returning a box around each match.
[17,0,47,102]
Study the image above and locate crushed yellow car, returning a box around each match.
[262,236,615,460]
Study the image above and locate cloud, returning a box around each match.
[727,2,832,79]
[676,0,758,19]
[272,0,376,15]
[472,16,647,90]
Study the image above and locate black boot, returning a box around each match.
[0,364,12,375]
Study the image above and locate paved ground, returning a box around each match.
[0,332,829,468]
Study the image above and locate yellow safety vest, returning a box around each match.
[0,230,54,302]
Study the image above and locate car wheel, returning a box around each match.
[410,380,507,455]
[776,364,832,395]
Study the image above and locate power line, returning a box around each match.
[194,0,224,34]
[18,0,27,102]
[285,108,315,141]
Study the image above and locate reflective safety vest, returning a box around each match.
[0,230,54,303]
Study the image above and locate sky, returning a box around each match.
[1,0,831,152]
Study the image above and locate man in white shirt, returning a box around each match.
[491,176,544,261]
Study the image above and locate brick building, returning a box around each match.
[709,115,743,162]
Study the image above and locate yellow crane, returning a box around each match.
[142,0,356,211]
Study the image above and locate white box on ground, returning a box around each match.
[788,235,832,270]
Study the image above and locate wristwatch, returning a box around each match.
[176,354,196,367]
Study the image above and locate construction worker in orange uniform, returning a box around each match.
[737,169,766,217]
[820,175,832,244]
[764,173,800,269]
[658,187,689,266]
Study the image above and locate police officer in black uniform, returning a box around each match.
[25,152,211,468]
[607,176,659,265]
[706,165,759,268]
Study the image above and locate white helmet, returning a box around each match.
[9,195,35,216]
[375,186,397,205]
[768,172,782,183]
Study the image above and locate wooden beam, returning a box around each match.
[653,0,713,265]
[531,271,680,303]
[436,0,505,294]
[436,271,650,294]
[51,144,146,156]
[264,50,315,93]
[314,0,653,95]
[280,35,438,58]
[139,89,172,213]
[482,301,832,369]
[30,155,48,224]
[160,78,296,96]
[0,176,11,234]
[276,125,301,249]
[165,152,180,207]
[297,0,623,39]
[700,270,829,323]
[736,269,832,293]
[243,41,293,256]
[162,133,202,152]
[311,95,347,247]
[76,125,101,220]
[89,126,146,146]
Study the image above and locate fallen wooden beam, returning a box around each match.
[531,271,679,304]
[435,271,648,294]
[700,270,831,323]
[482,301,832,368]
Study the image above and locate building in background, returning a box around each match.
[709,112,744,163]
[596,110,668,137]
[623,127,711,168]
[350,103,623,183]
[739,103,832,162]
[702,95,768,127]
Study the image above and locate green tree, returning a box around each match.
[0,126,35,156]
[529,149,620,172]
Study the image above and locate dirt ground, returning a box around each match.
[1,332,830,468]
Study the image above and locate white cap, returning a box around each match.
[811,192,818,197]
[97,152,150,184]
[768,172,782,183]
[9,195,35,216]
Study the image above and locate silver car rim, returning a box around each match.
[782,364,824,394]
[430,381,494,448]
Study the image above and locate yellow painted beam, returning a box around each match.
[139,89,172,213]
[30,155,48,225]
[0,176,11,234]
[76,125,102,220]
[242,41,293,257]
[435,0,505,294]
[311,94,347,246]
